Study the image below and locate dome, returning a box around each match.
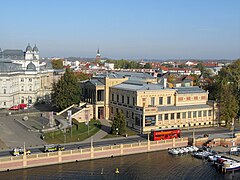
[26,62,36,71]
[33,44,39,52]
[26,43,32,52]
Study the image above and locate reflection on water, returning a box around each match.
[1,150,238,180]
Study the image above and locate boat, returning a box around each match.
[168,148,179,155]
[193,151,212,159]
[178,148,185,154]
[222,160,240,172]
[182,147,189,153]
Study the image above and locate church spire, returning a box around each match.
[96,48,101,62]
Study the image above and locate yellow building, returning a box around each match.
[81,72,216,133]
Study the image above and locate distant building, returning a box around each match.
[96,48,101,62]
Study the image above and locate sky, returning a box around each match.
[0,0,240,59]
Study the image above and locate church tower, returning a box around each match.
[25,43,33,60]
[96,48,101,62]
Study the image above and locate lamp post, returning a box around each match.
[116,128,119,135]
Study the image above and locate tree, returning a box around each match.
[111,112,126,135]
[144,63,152,69]
[206,59,240,125]
[52,68,81,110]
[75,72,90,81]
[52,59,64,69]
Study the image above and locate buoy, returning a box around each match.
[115,168,119,174]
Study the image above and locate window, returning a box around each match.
[21,78,24,82]
[158,114,162,120]
[193,111,197,118]
[182,112,186,119]
[116,108,118,113]
[117,95,119,102]
[198,111,202,117]
[177,113,180,119]
[3,89,6,94]
[127,96,130,104]
[29,78,32,82]
[171,113,174,120]
[127,111,129,118]
[3,102,6,106]
[188,111,192,118]
[112,94,114,101]
[203,110,207,117]
[164,114,169,120]
[208,110,212,116]
[29,86,32,91]
[150,97,155,106]
[111,107,113,113]
[132,97,135,105]
[167,96,171,104]
[122,95,124,103]
[21,86,24,91]
[132,112,134,119]
[159,97,163,105]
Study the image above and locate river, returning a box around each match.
[1,151,238,179]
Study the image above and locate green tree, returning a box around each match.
[144,63,152,69]
[51,59,64,69]
[52,68,81,110]
[111,112,126,135]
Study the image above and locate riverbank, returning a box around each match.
[0,137,188,172]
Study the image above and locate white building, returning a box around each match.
[0,44,60,108]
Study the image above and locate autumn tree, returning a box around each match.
[51,59,64,69]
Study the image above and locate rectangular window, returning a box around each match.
[132,112,134,119]
[203,110,207,117]
[116,108,118,113]
[21,78,24,82]
[21,86,24,91]
[29,78,32,82]
[198,111,202,117]
[3,89,6,94]
[117,95,119,102]
[177,113,180,119]
[127,96,130,104]
[127,111,129,118]
[111,107,113,113]
[122,95,124,103]
[150,97,155,106]
[29,86,32,91]
[132,97,135,105]
[208,110,212,116]
[182,112,186,119]
[158,114,162,120]
[4,102,6,106]
[171,113,174,120]
[159,97,163,105]
[167,96,171,104]
[112,94,114,101]
[188,111,192,118]
[164,114,169,120]
[193,111,197,118]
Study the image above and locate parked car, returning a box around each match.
[9,105,19,110]
[19,103,27,109]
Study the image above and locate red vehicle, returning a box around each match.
[18,104,27,109]
[150,129,181,141]
[9,105,20,110]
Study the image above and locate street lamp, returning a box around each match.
[116,128,119,135]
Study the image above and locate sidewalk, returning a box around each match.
[81,119,112,143]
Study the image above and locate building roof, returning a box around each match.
[176,86,206,94]
[107,71,155,79]
[112,81,172,92]
[89,79,104,86]
[157,104,211,112]
[0,60,22,72]
[1,50,25,60]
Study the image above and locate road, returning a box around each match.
[0,126,237,157]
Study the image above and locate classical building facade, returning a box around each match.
[81,71,217,133]
[0,44,61,108]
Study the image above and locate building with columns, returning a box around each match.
[0,44,61,108]
[81,71,217,133]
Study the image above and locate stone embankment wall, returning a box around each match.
[0,137,188,172]
[189,133,240,147]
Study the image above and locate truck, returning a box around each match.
[12,148,31,156]
[44,144,65,152]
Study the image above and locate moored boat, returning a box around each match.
[222,160,240,172]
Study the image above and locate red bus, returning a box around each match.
[150,129,181,141]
